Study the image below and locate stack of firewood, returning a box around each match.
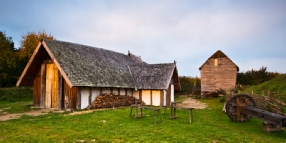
[250,94,286,115]
[90,93,137,109]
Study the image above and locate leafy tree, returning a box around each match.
[237,66,279,86]
[0,31,16,87]
[18,31,54,61]
[177,76,201,95]
[0,31,55,87]
[16,31,55,84]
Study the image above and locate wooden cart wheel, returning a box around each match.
[226,94,256,122]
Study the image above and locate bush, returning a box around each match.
[0,87,33,102]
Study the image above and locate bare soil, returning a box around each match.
[176,96,208,109]
[0,109,59,121]
[0,97,207,121]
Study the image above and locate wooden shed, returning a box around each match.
[199,50,239,92]
[16,39,180,110]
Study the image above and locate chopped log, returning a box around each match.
[90,93,145,109]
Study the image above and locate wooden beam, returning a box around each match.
[40,63,46,108]
[16,42,42,87]
[76,87,81,109]
[150,90,153,105]
[57,70,63,110]
[89,87,92,106]
[42,41,73,89]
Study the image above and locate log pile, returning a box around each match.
[250,94,286,115]
[197,89,225,99]
[90,93,142,109]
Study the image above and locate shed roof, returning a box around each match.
[129,63,179,90]
[199,50,239,71]
[17,39,180,90]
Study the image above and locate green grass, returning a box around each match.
[0,87,34,114]
[1,98,286,142]
[242,74,286,102]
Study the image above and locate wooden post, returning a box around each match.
[150,90,153,105]
[139,90,142,102]
[278,91,280,100]
[76,87,81,110]
[89,87,92,106]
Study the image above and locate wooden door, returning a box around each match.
[45,63,59,108]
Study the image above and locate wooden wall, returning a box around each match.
[63,80,78,110]
[33,68,42,107]
[33,62,62,109]
[200,57,237,92]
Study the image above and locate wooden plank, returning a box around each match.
[57,71,63,109]
[166,85,171,106]
[89,87,92,106]
[33,68,41,107]
[52,64,58,108]
[160,90,163,106]
[150,90,153,105]
[40,63,46,108]
[45,63,53,108]
[139,90,142,102]
[77,87,81,109]
[16,42,42,87]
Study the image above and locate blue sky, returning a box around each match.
[1,0,286,77]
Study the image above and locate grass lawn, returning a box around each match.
[0,98,286,143]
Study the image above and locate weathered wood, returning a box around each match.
[226,94,286,132]
[76,87,81,109]
[33,67,41,107]
[40,63,46,108]
[200,51,238,93]
[57,71,63,109]
[226,94,255,122]
[90,93,138,109]
[51,64,58,108]
[45,63,53,108]
[166,85,171,106]
[139,90,142,102]
[130,103,162,124]
[160,90,163,106]
[89,87,92,106]
[16,42,42,87]
[150,90,153,105]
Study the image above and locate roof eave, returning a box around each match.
[42,40,74,88]
[16,42,42,87]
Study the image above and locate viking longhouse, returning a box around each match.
[16,39,180,110]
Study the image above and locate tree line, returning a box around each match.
[236,66,279,86]
[0,31,54,87]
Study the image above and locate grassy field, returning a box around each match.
[0,98,286,143]
[242,74,286,102]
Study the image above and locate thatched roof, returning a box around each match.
[129,63,179,90]
[17,39,180,90]
[199,50,239,71]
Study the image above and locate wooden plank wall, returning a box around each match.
[201,57,237,92]
[33,68,42,107]
[63,80,78,110]
[45,63,53,108]
[51,64,58,108]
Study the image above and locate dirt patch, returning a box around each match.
[0,109,57,121]
[176,96,208,109]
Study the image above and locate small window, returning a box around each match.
[214,58,218,66]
